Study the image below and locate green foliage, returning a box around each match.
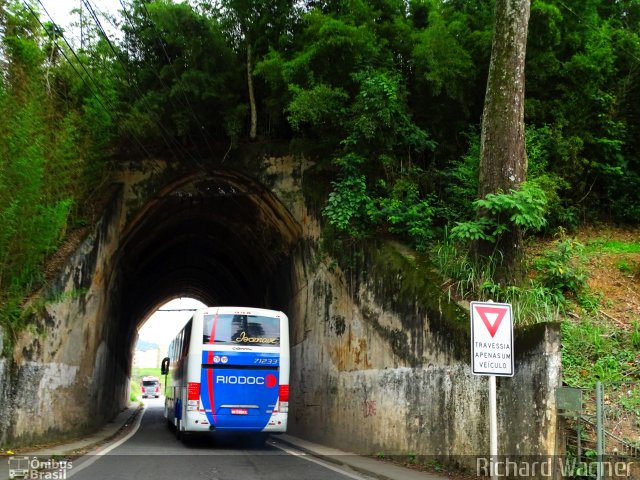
[110,0,640,229]
[286,84,349,132]
[433,235,494,300]
[411,5,474,101]
[0,1,113,341]
[130,379,141,403]
[450,182,548,243]
[525,125,575,229]
[324,163,373,239]
[2,0,640,352]
[119,1,243,154]
[372,178,435,251]
[345,70,433,154]
[525,0,640,223]
[631,321,640,349]
[443,130,480,221]
[561,318,639,387]
[433,232,563,324]
[533,238,588,300]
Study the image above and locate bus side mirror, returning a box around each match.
[161,357,170,375]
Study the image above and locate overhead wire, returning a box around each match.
[97,0,212,168]
[136,0,217,159]
[34,0,249,225]
[80,0,205,170]
[79,1,252,268]
[555,0,640,65]
[27,1,161,167]
[25,2,109,117]
[116,0,260,228]
[112,0,221,166]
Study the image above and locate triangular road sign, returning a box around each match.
[470,301,514,376]
[475,305,508,338]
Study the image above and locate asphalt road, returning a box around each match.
[68,398,371,480]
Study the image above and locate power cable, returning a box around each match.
[26,1,159,164]
[136,0,217,158]
[82,0,207,171]
[81,0,200,168]
[113,0,218,164]
[555,0,640,65]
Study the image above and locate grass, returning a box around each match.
[584,239,640,254]
[561,317,638,387]
[131,367,163,384]
[561,315,640,429]
[130,379,141,403]
[433,239,566,325]
[434,230,640,424]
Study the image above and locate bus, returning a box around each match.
[162,306,290,440]
[141,376,161,398]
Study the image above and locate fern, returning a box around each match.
[450,182,548,243]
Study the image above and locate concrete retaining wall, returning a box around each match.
[285,238,561,466]
[0,154,560,464]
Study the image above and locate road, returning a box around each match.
[68,398,371,480]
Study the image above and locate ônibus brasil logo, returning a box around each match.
[8,456,73,479]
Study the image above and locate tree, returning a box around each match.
[476,0,531,283]
[217,0,295,140]
[119,1,242,154]
[0,0,113,335]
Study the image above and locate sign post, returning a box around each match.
[470,301,514,480]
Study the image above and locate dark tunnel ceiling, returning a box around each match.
[117,171,301,326]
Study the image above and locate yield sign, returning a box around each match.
[475,306,507,338]
[470,301,514,376]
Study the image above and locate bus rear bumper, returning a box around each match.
[262,412,288,432]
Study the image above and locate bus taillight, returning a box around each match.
[275,385,289,413]
[188,382,200,401]
[279,385,289,402]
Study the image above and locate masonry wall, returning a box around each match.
[263,155,561,466]
[0,154,561,463]
[0,186,128,445]
[284,240,561,466]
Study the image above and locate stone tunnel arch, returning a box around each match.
[89,168,302,427]
[4,156,560,466]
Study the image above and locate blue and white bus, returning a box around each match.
[162,306,290,439]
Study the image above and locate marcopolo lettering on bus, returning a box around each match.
[216,375,265,385]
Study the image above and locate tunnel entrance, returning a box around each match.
[135,297,206,356]
[5,158,560,458]
[105,170,302,418]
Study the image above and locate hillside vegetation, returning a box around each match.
[0,0,638,434]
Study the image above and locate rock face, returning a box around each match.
[0,152,560,465]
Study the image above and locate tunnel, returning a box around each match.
[101,170,302,418]
[3,159,561,461]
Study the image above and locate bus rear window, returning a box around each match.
[203,314,280,346]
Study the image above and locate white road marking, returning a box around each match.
[270,441,373,480]
[68,405,146,477]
